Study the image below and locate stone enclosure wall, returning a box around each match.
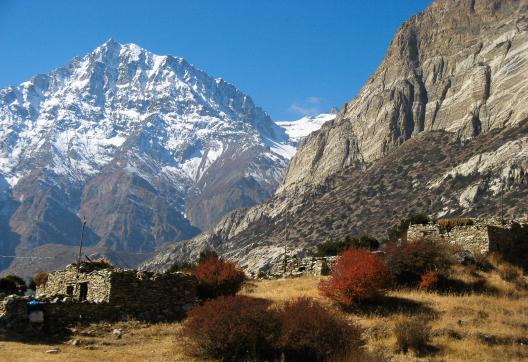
[0,294,195,334]
[488,222,528,268]
[108,270,196,309]
[406,218,528,255]
[262,256,336,279]
[406,222,490,253]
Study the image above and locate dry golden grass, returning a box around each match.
[1,263,527,361]
[241,276,325,303]
[243,267,528,362]
[0,321,194,362]
[241,266,528,362]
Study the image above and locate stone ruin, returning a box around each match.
[0,263,197,333]
[261,255,336,279]
[406,217,528,258]
[37,264,196,307]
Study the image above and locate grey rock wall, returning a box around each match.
[280,0,528,193]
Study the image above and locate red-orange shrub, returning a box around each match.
[319,249,391,307]
[277,297,363,361]
[419,271,440,290]
[194,255,246,299]
[183,295,279,360]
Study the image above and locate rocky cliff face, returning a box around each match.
[144,0,528,274]
[280,0,528,192]
[0,40,297,275]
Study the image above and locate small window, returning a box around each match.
[79,282,88,301]
[66,285,74,296]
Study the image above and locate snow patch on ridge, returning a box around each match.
[276,113,335,146]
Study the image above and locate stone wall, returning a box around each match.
[407,223,490,253]
[0,295,195,334]
[2,271,197,332]
[488,222,528,268]
[108,270,196,310]
[38,265,197,309]
[41,297,192,327]
[38,265,112,303]
[406,218,528,255]
[262,256,336,279]
[0,296,28,331]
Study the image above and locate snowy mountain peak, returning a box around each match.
[0,40,335,275]
[277,113,336,146]
[0,40,288,186]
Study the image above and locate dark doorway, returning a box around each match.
[79,282,88,301]
[66,285,74,296]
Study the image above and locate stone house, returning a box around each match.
[37,263,196,307]
[37,264,112,303]
[0,264,198,333]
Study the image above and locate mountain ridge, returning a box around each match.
[0,40,312,276]
[144,0,528,275]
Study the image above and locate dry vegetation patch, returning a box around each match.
[242,268,528,361]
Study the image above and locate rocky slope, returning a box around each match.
[144,0,528,274]
[0,40,300,275]
[280,0,528,193]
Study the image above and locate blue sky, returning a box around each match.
[0,0,431,120]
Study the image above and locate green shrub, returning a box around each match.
[315,235,380,256]
[0,278,17,295]
[198,250,218,263]
[3,275,27,295]
[165,261,194,274]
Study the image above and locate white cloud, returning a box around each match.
[306,96,323,105]
[288,96,324,116]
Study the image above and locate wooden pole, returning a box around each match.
[77,217,87,274]
[283,212,288,274]
[500,179,504,225]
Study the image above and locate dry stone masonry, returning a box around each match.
[37,264,197,309]
[1,263,197,333]
[406,218,528,255]
[260,256,336,279]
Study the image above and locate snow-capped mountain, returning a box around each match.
[276,112,336,147]
[0,39,294,275]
